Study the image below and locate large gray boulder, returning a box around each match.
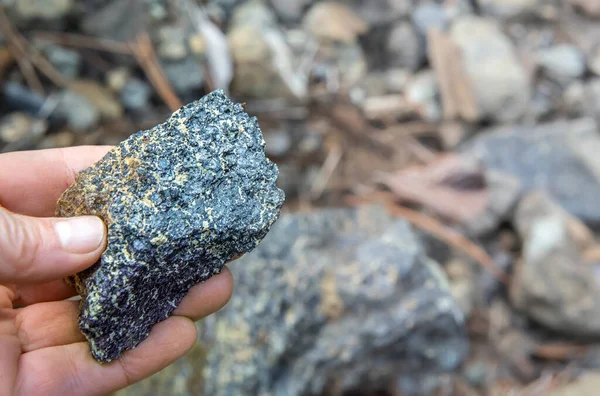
[202,205,468,395]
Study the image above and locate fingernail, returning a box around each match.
[55,216,105,254]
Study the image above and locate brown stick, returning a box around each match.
[386,202,509,284]
[130,32,182,111]
[0,7,44,94]
[32,32,133,54]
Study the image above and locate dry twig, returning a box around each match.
[0,7,44,94]
[130,32,182,111]
[32,32,133,54]
[346,191,509,283]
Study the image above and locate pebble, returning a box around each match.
[450,16,530,122]
[270,0,311,21]
[537,44,586,84]
[463,361,489,388]
[71,80,123,120]
[162,58,205,97]
[156,25,189,61]
[386,21,425,71]
[510,191,600,337]
[406,70,441,122]
[55,90,99,132]
[304,2,368,44]
[264,129,292,158]
[412,2,448,37]
[120,79,152,111]
[385,68,411,93]
[0,112,47,144]
[228,1,307,100]
[15,0,73,22]
[106,68,131,93]
[42,44,81,79]
[478,0,543,19]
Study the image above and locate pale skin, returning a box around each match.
[0,146,234,395]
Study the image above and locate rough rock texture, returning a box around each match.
[201,205,469,396]
[461,118,600,226]
[56,89,285,363]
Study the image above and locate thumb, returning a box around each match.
[0,207,106,284]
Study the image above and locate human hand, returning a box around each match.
[0,146,234,395]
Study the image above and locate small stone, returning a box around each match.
[304,2,368,44]
[342,0,410,25]
[15,0,72,21]
[450,16,531,122]
[270,0,312,21]
[228,1,307,100]
[385,68,411,93]
[386,21,425,71]
[463,361,489,388]
[510,192,600,337]
[71,80,123,121]
[412,2,448,37]
[461,118,600,225]
[563,80,586,115]
[188,33,206,56]
[156,25,189,61]
[55,90,100,132]
[42,44,81,79]
[406,70,441,122]
[106,67,131,93]
[537,44,586,85]
[55,90,285,363]
[162,58,205,97]
[478,0,544,19]
[264,129,292,157]
[0,112,46,145]
[120,78,152,111]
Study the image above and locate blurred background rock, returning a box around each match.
[3,0,600,394]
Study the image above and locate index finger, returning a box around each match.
[0,146,112,217]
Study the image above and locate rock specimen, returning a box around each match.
[201,205,468,395]
[56,89,285,363]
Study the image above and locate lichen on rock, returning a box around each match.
[56,89,285,363]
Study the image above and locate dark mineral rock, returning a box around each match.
[56,89,285,363]
[200,205,469,396]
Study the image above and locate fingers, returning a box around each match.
[0,286,20,396]
[0,208,107,284]
[15,301,83,353]
[16,316,197,396]
[11,280,76,307]
[173,267,234,321]
[15,268,233,354]
[0,146,112,217]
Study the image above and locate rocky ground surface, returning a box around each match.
[3,0,600,394]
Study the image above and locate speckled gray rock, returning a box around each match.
[201,205,468,395]
[56,89,284,363]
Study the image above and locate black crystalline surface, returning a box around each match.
[56,89,285,363]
